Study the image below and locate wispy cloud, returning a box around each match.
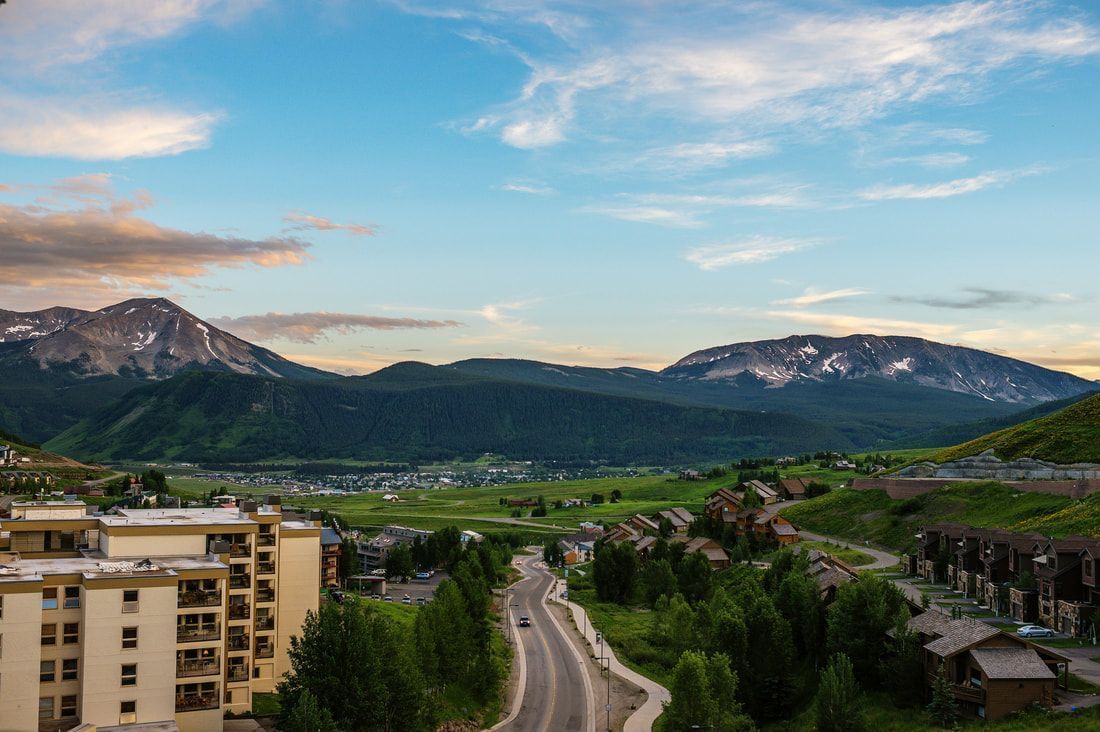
[764,309,958,339]
[210,312,462,344]
[500,181,555,195]
[773,287,870,307]
[858,167,1042,200]
[893,288,1074,310]
[579,205,704,228]
[409,1,1100,148]
[881,152,972,169]
[684,236,817,270]
[283,211,377,236]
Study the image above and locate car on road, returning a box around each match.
[416,597,427,606]
[415,571,431,580]
[519,616,531,627]
[1017,625,1055,638]
[370,594,381,601]
[402,597,413,605]
[560,590,569,599]
[383,595,393,602]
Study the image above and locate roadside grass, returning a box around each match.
[780,483,1084,552]
[565,573,674,687]
[797,539,875,567]
[1067,673,1100,695]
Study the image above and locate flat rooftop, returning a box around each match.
[0,552,226,584]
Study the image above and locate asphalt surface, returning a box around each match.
[499,554,593,732]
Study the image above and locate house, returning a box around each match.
[623,514,659,535]
[763,515,800,545]
[913,523,968,582]
[578,521,605,537]
[704,487,744,520]
[321,526,343,588]
[977,532,1042,614]
[951,528,999,594]
[508,498,539,508]
[0,444,12,467]
[832,460,857,471]
[356,525,434,571]
[605,523,640,545]
[1031,536,1100,636]
[805,549,858,603]
[897,610,1069,720]
[679,469,702,481]
[777,477,810,501]
[460,529,484,544]
[671,536,731,570]
[382,493,400,502]
[562,498,588,508]
[652,507,695,533]
[775,456,798,467]
[738,479,779,505]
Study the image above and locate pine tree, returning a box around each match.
[283,690,338,732]
[816,653,866,732]
[927,665,959,728]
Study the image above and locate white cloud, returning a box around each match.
[684,237,817,270]
[412,1,1100,148]
[773,287,870,307]
[882,152,972,168]
[0,1,260,160]
[283,211,377,236]
[0,97,218,160]
[501,181,555,195]
[858,167,1041,200]
[580,205,704,228]
[764,309,958,339]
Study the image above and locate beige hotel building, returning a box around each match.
[0,496,320,732]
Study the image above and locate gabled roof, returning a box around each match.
[923,618,1001,658]
[777,477,809,494]
[771,523,799,536]
[633,535,658,553]
[969,647,1055,680]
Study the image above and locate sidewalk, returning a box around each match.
[551,579,670,732]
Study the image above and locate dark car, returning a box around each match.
[519,616,530,627]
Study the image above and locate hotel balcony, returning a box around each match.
[255,616,275,631]
[230,544,251,558]
[178,590,221,609]
[177,658,220,678]
[227,635,250,652]
[255,642,275,659]
[177,626,221,643]
[229,574,252,590]
[228,604,251,621]
[257,561,276,575]
[256,588,275,603]
[257,534,276,547]
[176,691,221,713]
[227,665,249,683]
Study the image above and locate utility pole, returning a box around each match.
[605,655,611,732]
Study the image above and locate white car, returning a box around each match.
[1017,625,1054,638]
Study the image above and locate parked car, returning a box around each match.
[402,597,413,605]
[415,571,431,580]
[416,597,427,606]
[370,594,381,601]
[330,590,345,604]
[1017,625,1054,638]
[383,595,393,602]
[519,616,531,627]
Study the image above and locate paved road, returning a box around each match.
[498,555,594,732]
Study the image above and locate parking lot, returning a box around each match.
[355,571,448,605]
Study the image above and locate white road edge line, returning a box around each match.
[539,565,598,732]
[489,573,529,731]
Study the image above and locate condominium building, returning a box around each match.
[0,496,320,732]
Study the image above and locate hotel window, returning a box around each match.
[122,589,139,613]
[120,700,137,725]
[42,587,58,610]
[40,660,56,683]
[122,626,139,650]
[64,586,80,609]
[41,623,57,646]
[39,697,54,720]
[63,622,79,644]
[62,658,78,681]
[61,695,77,717]
[121,664,138,687]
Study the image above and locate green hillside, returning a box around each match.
[48,365,854,464]
[925,392,1100,464]
[780,483,1092,552]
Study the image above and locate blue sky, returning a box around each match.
[1,0,1098,376]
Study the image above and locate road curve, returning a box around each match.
[497,554,594,732]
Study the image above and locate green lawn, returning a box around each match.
[251,692,281,716]
[797,540,875,567]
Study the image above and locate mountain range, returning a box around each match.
[0,298,1095,463]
